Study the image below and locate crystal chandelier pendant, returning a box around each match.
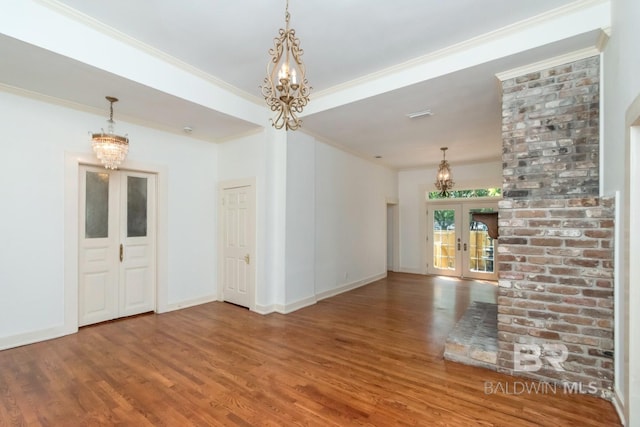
[91,96,129,170]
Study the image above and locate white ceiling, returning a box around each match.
[0,0,608,169]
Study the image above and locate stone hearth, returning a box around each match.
[444,301,498,370]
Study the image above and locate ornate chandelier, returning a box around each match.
[91,96,129,169]
[261,0,311,131]
[435,147,454,197]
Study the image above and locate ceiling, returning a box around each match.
[0,0,608,169]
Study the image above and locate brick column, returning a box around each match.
[498,56,614,396]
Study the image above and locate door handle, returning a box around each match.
[120,244,124,262]
[457,238,461,251]
[464,243,468,251]
[244,254,250,265]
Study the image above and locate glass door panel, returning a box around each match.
[127,176,148,238]
[427,201,498,280]
[85,171,110,239]
[428,205,461,276]
[463,204,498,280]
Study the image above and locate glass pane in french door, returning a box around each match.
[467,208,496,275]
[127,176,148,237]
[432,208,457,271]
[85,171,110,239]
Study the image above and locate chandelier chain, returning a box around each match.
[285,0,290,25]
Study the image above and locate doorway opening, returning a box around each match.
[386,201,399,272]
[426,200,498,280]
[218,179,257,310]
[78,165,157,326]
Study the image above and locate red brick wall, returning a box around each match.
[502,56,600,199]
[498,56,614,396]
[497,198,614,393]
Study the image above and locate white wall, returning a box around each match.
[314,142,397,298]
[0,90,219,347]
[602,0,640,424]
[285,132,316,308]
[397,160,502,273]
[217,130,274,309]
[218,131,397,312]
[147,129,218,310]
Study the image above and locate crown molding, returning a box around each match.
[216,127,265,144]
[0,82,232,143]
[0,82,105,116]
[311,0,610,101]
[495,46,602,81]
[596,26,611,51]
[36,0,264,107]
[396,156,503,172]
[299,128,397,172]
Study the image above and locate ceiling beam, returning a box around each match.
[302,0,610,116]
[0,0,268,126]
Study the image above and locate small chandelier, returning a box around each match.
[435,147,454,197]
[91,96,129,169]
[260,0,311,131]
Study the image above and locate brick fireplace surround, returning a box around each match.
[497,55,614,396]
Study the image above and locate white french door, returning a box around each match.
[220,183,256,309]
[428,204,463,277]
[79,165,157,326]
[427,201,498,280]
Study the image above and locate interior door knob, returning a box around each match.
[244,254,250,265]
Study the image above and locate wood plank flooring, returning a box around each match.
[0,273,621,426]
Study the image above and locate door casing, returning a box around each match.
[218,178,257,310]
[425,198,499,280]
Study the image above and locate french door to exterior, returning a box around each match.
[427,202,498,280]
[79,165,157,326]
[429,204,463,277]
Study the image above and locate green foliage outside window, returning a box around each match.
[428,188,502,200]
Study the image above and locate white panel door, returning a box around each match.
[119,172,156,317]
[79,166,156,326]
[79,167,119,325]
[221,185,255,308]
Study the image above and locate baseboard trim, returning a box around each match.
[279,296,318,314]
[253,304,275,315]
[316,272,387,301]
[159,295,218,314]
[254,296,318,315]
[1,273,388,349]
[0,324,77,351]
[254,273,388,315]
[612,387,627,426]
[397,267,424,275]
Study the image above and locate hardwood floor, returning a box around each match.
[0,273,620,426]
